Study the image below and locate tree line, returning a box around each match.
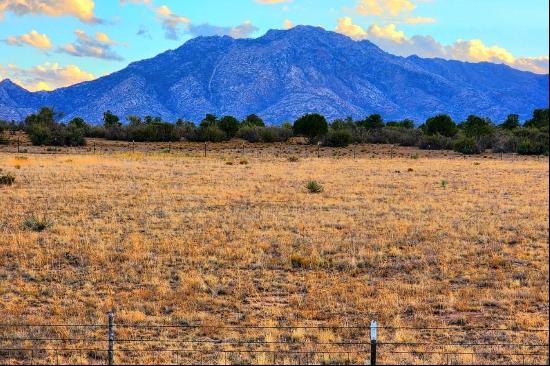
[1,107,548,155]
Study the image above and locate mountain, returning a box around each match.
[1,26,548,124]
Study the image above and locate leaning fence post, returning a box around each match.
[108,312,115,365]
[370,320,377,366]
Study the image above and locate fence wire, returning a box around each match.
[0,321,548,365]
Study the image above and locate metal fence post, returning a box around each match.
[108,312,115,365]
[370,320,377,366]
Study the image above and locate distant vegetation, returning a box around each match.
[1,107,548,155]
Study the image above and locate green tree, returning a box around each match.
[357,114,384,130]
[219,115,240,138]
[387,119,415,129]
[293,113,328,143]
[425,114,457,137]
[243,114,265,127]
[524,108,549,130]
[501,114,520,130]
[460,115,494,139]
[24,107,59,127]
[200,114,218,128]
[103,111,121,129]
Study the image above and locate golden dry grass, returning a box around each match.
[0,142,548,364]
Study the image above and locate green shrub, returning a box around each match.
[197,126,227,142]
[0,173,15,186]
[259,127,292,143]
[237,126,261,143]
[323,129,353,147]
[418,134,454,150]
[306,180,323,194]
[517,140,547,155]
[453,137,481,155]
[23,216,52,232]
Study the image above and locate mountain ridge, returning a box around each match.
[1,25,548,124]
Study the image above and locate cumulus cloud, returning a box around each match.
[156,5,191,40]
[335,17,549,74]
[0,62,95,91]
[58,29,123,60]
[188,21,259,39]
[404,16,436,24]
[4,30,53,50]
[356,0,415,17]
[0,0,99,23]
[283,19,294,29]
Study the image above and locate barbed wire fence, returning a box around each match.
[0,314,548,365]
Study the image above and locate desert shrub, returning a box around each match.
[492,130,517,153]
[237,126,292,143]
[288,156,299,162]
[86,126,106,138]
[453,137,481,155]
[306,180,323,193]
[237,126,261,143]
[27,123,52,145]
[0,173,15,186]
[517,140,547,155]
[197,126,227,142]
[417,134,454,150]
[23,216,52,232]
[260,127,292,143]
[323,129,353,147]
[0,124,8,145]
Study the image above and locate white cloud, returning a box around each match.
[58,29,124,60]
[188,21,259,39]
[356,0,415,17]
[4,30,53,50]
[156,5,191,40]
[0,62,95,91]
[0,0,99,23]
[335,17,549,74]
[283,19,294,29]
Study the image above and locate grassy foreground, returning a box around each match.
[0,145,548,364]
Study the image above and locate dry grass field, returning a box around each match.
[0,139,548,364]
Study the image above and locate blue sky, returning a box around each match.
[0,0,548,91]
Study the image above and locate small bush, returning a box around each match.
[323,129,353,147]
[418,134,454,150]
[237,126,261,143]
[306,180,323,194]
[441,180,448,188]
[454,137,481,155]
[288,156,299,162]
[517,140,547,155]
[23,216,52,232]
[0,173,15,186]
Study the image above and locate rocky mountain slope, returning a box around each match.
[1,26,548,124]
